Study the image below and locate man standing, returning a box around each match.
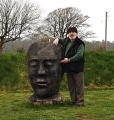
[53,27,85,107]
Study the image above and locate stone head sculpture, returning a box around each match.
[27,39,64,105]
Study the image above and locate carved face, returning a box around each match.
[27,41,61,98]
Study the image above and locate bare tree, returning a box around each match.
[29,25,48,41]
[43,7,95,39]
[0,0,41,52]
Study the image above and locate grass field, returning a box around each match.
[0,52,114,119]
[0,88,114,120]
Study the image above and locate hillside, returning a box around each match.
[0,51,114,92]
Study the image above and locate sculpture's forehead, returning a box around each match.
[28,55,58,62]
[27,40,61,62]
[28,49,58,62]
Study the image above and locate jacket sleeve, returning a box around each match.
[58,38,65,45]
[69,44,84,62]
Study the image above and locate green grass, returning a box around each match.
[84,51,114,86]
[0,51,114,92]
[0,52,31,92]
[0,89,114,120]
[0,51,114,119]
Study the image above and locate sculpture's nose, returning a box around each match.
[37,64,46,75]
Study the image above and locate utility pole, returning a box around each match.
[105,11,108,51]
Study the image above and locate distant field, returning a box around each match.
[0,89,114,120]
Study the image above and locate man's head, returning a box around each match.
[67,27,77,40]
[27,40,62,98]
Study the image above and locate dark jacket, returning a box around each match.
[61,37,85,72]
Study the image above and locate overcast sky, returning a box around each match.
[27,0,114,42]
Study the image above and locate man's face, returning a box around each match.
[27,42,61,98]
[68,32,77,40]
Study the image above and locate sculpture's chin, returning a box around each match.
[35,90,52,98]
[34,85,59,98]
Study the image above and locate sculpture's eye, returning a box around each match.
[43,60,55,67]
[29,60,40,71]
[29,61,37,66]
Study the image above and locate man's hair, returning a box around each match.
[67,27,78,34]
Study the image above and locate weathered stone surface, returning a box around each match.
[29,93,65,106]
[27,39,64,106]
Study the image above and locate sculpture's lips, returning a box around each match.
[36,79,48,87]
[37,82,47,86]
